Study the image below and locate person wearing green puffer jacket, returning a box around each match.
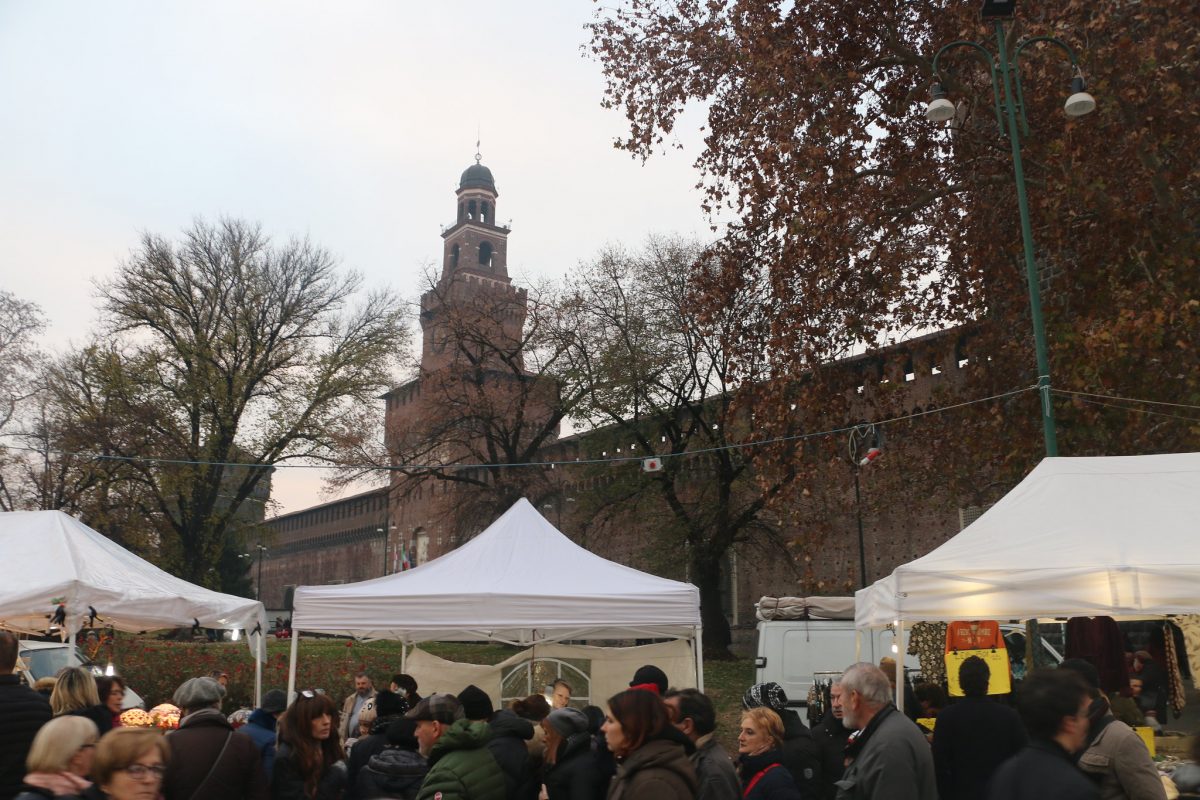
[408,694,506,800]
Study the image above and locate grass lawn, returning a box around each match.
[114,635,755,752]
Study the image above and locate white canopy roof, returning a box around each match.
[292,498,702,644]
[0,510,267,657]
[856,453,1200,629]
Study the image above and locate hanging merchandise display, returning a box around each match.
[1065,616,1129,695]
[945,620,1002,652]
[945,648,1012,696]
[1175,615,1200,682]
[944,620,1010,696]
[907,622,948,685]
[1164,622,1187,718]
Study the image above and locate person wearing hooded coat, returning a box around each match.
[346,690,410,797]
[542,707,605,800]
[744,683,821,798]
[243,690,289,779]
[354,718,428,800]
[602,689,697,800]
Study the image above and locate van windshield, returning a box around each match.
[19,645,87,680]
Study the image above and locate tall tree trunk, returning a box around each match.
[692,553,733,658]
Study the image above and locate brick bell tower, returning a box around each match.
[418,153,527,374]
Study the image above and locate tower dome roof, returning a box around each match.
[459,163,497,193]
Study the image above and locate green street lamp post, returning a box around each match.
[925,3,1096,457]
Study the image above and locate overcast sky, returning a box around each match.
[0,2,714,516]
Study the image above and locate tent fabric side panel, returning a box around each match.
[404,648,505,701]
[386,640,698,710]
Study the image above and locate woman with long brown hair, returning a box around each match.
[602,689,696,800]
[272,691,346,800]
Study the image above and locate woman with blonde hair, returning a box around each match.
[50,667,111,734]
[737,707,802,800]
[91,728,170,800]
[14,716,100,800]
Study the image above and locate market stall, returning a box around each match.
[0,510,268,704]
[854,452,1200,711]
[287,498,703,699]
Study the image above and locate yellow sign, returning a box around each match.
[945,648,1012,696]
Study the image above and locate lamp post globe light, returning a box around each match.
[925,1,1096,457]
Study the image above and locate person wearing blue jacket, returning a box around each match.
[243,689,288,778]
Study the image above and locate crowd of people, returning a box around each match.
[1,629,1188,800]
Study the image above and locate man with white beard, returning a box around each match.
[834,663,936,800]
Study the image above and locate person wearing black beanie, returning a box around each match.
[629,665,669,695]
[458,685,495,722]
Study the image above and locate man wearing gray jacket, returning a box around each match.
[1061,659,1166,800]
[664,688,740,800]
[835,663,937,800]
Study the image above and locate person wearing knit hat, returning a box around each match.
[457,684,495,722]
[546,707,589,738]
[742,682,823,798]
[543,707,604,800]
[629,664,669,695]
[743,682,788,714]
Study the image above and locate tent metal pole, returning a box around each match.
[694,626,705,692]
[287,630,300,703]
[895,620,905,713]
[400,641,407,674]
[254,634,263,708]
[855,629,862,661]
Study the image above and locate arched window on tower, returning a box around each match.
[468,200,477,220]
[451,244,459,269]
[478,241,493,268]
[458,202,466,222]
[480,202,490,225]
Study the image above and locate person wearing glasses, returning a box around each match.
[13,716,99,800]
[163,677,268,800]
[273,690,347,800]
[91,728,169,800]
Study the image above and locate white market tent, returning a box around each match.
[856,452,1200,630]
[287,498,704,696]
[0,510,268,703]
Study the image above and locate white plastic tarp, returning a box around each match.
[292,498,701,644]
[400,640,697,708]
[0,510,267,663]
[855,453,1200,629]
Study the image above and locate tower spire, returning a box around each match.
[475,127,482,165]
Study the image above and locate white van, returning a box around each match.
[16,640,144,710]
[754,617,918,706]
